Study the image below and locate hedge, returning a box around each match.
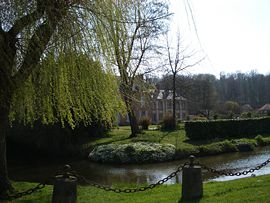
[7,121,109,157]
[185,117,270,140]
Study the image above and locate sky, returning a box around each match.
[169,0,270,77]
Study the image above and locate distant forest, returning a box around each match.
[156,71,270,115]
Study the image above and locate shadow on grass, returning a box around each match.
[158,131,173,143]
[178,197,201,203]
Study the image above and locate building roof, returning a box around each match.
[258,104,270,111]
[155,90,186,101]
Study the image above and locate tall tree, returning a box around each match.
[0,0,117,195]
[93,0,169,137]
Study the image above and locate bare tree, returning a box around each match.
[166,32,204,128]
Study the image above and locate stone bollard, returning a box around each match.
[52,165,77,203]
[181,155,203,200]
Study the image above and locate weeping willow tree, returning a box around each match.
[0,0,126,196]
[10,50,123,129]
[92,0,170,137]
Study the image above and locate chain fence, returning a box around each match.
[1,156,270,200]
[0,182,46,201]
[199,157,270,177]
[71,162,188,193]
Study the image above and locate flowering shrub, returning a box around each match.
[89,142,176,163]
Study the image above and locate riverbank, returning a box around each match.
[86,125,270,163]
[10,174,270,203]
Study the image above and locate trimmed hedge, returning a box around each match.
[7,121,109,157]
[185,117,270,140]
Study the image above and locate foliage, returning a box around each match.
[224,101,241,115]
[198,140,238,155]
[7,120,110,157]
[89,142,176,163]
[185,117,270,140]
[255,135,270,146]
[0,0,107,194]
[139,117,151,130]
[9,51,124,129]
[240,112,252,118]
[158,72,270,116]
[158,74,218,115]
[85,126,270,162]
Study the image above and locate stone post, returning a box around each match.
[181,155,203,200]
[52,165,77,203]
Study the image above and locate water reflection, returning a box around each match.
[8,146,270,185]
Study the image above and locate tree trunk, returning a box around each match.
[123,94,140,137]
[0,101,13,196]
[128,108,140,138]
[172,73,177,129]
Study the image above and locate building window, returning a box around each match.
[158,101,163,110]
[152,113,156,123]
[176,101,180,110]
[167,101,172,109]
[182,102,185,110]
[159,113,163,121]
[152,102,156,109]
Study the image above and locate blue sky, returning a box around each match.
[169,0,270,77]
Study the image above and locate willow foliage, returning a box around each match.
[9,51,125,129]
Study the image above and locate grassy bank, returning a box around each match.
[11,174,270,203]
[84,125,270,160]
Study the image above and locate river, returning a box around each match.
[8,146,270,185]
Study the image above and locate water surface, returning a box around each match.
[8,146,270,185]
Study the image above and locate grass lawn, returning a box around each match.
[11,174,270,203]
[83,125,270,158]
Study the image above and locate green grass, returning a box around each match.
[11,174,270,203]
[83,126,270,159]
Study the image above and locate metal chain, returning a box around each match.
[0,183,46,201]
[72,163,188,193]
[199,158,270,176]
[1,157,269,199]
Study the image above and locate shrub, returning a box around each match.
[185,117,270,140]
[240,112,252,118]
[255,135,265,146]
[89,142,176,163]
[161,115,176,130]
[255,135,270,146]
[139,117,151,130]
[7,120,110,156]
[220,140,238,152]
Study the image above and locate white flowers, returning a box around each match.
[89,142,176,163]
